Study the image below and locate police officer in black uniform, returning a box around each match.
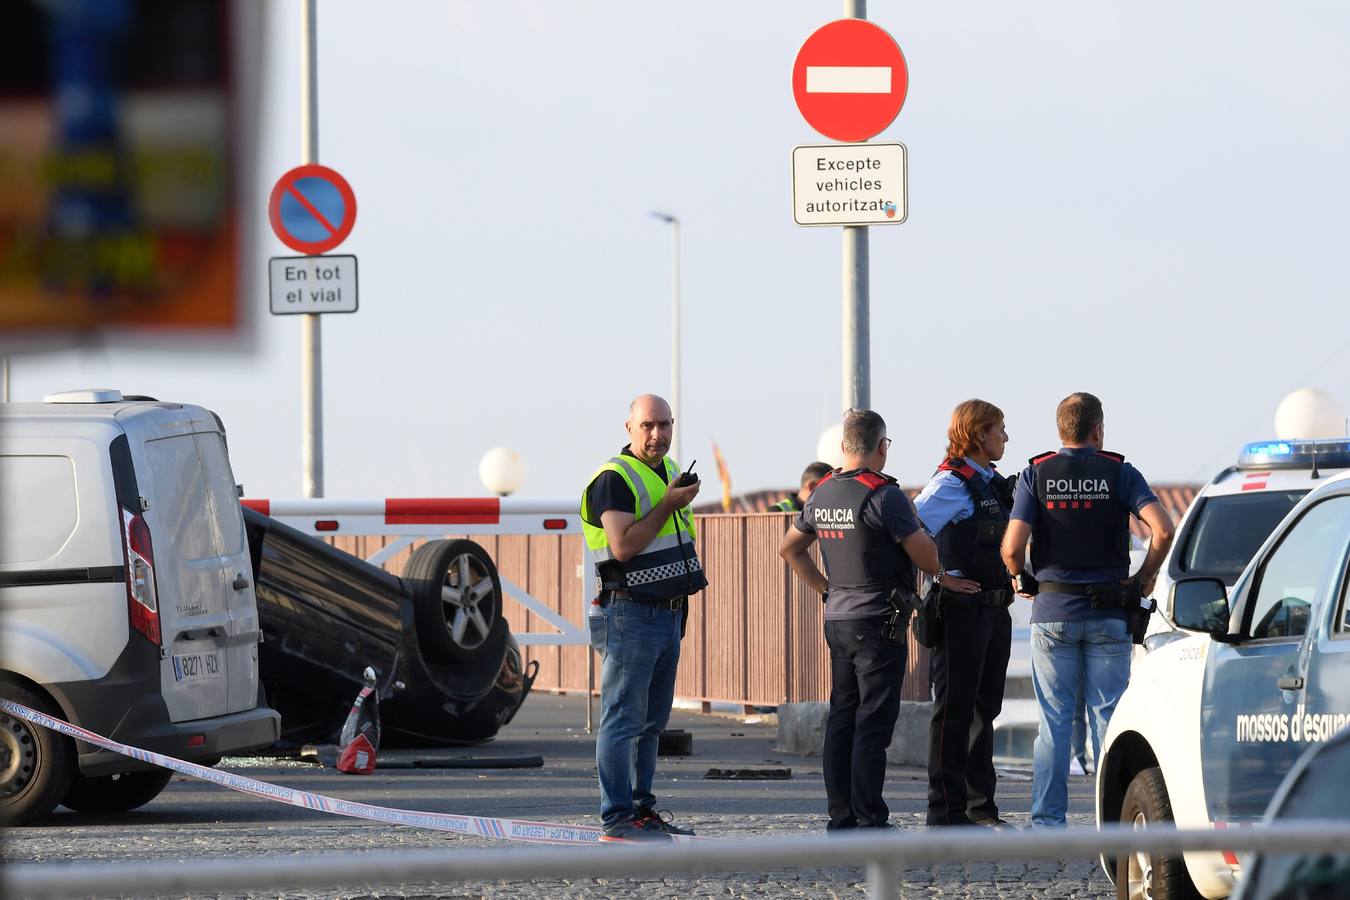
[1000,392,1175,827]
[779,409,948,830]
[913,399,1016,828]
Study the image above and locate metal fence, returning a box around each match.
[8,822,1349,898]
[327,512,931,705]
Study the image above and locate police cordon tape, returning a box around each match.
[0,699,698,846]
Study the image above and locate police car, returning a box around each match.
[1095,439,1350,899]
[1148,440,1350,637]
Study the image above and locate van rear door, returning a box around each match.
[138,431,235,722]
[190,429,262,715]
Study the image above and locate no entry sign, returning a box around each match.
[792,19,908,143]
[268,164,357,255]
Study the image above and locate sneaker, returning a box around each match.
[599,816,674,844]
[635,806,696,836]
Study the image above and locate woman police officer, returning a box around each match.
[913,399,1016,828]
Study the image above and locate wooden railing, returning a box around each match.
[331,513,930,705]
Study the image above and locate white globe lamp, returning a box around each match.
[1274,389,1346,440]
[479,448,526,496]
[816,424,845,469]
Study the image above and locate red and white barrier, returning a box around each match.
[242,497,580,536]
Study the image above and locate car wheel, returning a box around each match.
[0,682,74,826]
[405,539,503,664]
[1116,766,1201,900]
[61,768,173,814]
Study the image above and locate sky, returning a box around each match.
[9,0,1350,501]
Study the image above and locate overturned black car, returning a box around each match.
[242,508,536,747]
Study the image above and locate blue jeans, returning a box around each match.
[588,600,683,828]
[1030,617,1131,826]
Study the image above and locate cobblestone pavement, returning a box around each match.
[1,695,1111,898]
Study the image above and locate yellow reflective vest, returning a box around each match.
[581,453,704,601]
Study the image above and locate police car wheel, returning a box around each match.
[1116,767,1201,900]
[61,767,173,813]
[0,681,74,826]
[405,539,503,664]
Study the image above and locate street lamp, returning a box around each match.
[650,210,681,465]
[816,423,846,469]
[479,448,526,497]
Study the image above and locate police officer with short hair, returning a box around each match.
[1000,392,1175,828]
[770,461,834,512]
[913,399,1015,828]
[779,409,946,830]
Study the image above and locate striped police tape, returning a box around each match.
[0,698,641,845]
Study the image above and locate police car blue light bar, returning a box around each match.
[1239,439,1350,470]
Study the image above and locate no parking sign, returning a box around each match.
[268,164,357,255]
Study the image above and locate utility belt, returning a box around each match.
[1040,580,1140,610]
[938,586,1013,609]
[1039,579,1156,644]
[595,588,687,612]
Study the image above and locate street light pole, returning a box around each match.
[650,211,681,464]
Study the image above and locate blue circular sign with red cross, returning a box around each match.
[268,164,357,255]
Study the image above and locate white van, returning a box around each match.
[0,389,280,825]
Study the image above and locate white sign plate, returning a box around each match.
[792,143,907,227]
[268,255,358,315]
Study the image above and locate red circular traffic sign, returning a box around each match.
[268,164,357,255]
[792,19,909,143]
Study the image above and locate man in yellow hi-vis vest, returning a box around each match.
[581,394,707,843]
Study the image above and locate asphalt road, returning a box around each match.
[1,694,1111,898]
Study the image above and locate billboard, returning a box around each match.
[0,0,257,342]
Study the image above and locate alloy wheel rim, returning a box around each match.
[0,713,36,798]
[438,553,495,650]
[1128,810,1154,900]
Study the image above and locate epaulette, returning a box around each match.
[1096,450,1126,463]
[855,469,896,490]
[936,458,978,482]
[1029,451,1058,466]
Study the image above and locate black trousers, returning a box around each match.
[926,599,1012,825]
[823,617,907,829]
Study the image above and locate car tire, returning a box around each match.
[0,681,75,826]
[61,767,174,814]
[1116,766,1201,900]
[405,539,503,664]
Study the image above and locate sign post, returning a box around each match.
[300,0,323,499]
[792,4,909,414]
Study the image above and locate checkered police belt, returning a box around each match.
[625,557,703,586]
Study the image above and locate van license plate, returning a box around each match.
[173,652,224,682]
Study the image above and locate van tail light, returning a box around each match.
[120,507,161,645]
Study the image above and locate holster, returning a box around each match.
[884,587,915,644]
[1127,596,1157,644]
[910,584,943,648]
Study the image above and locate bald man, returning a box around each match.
[580,394,708,842]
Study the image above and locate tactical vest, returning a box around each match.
[1030,449,1130,572]
[933,458,1012,588]
[581,453,707,601]
[809,469,913,592]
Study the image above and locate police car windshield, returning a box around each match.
[1178,491,1308,583]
